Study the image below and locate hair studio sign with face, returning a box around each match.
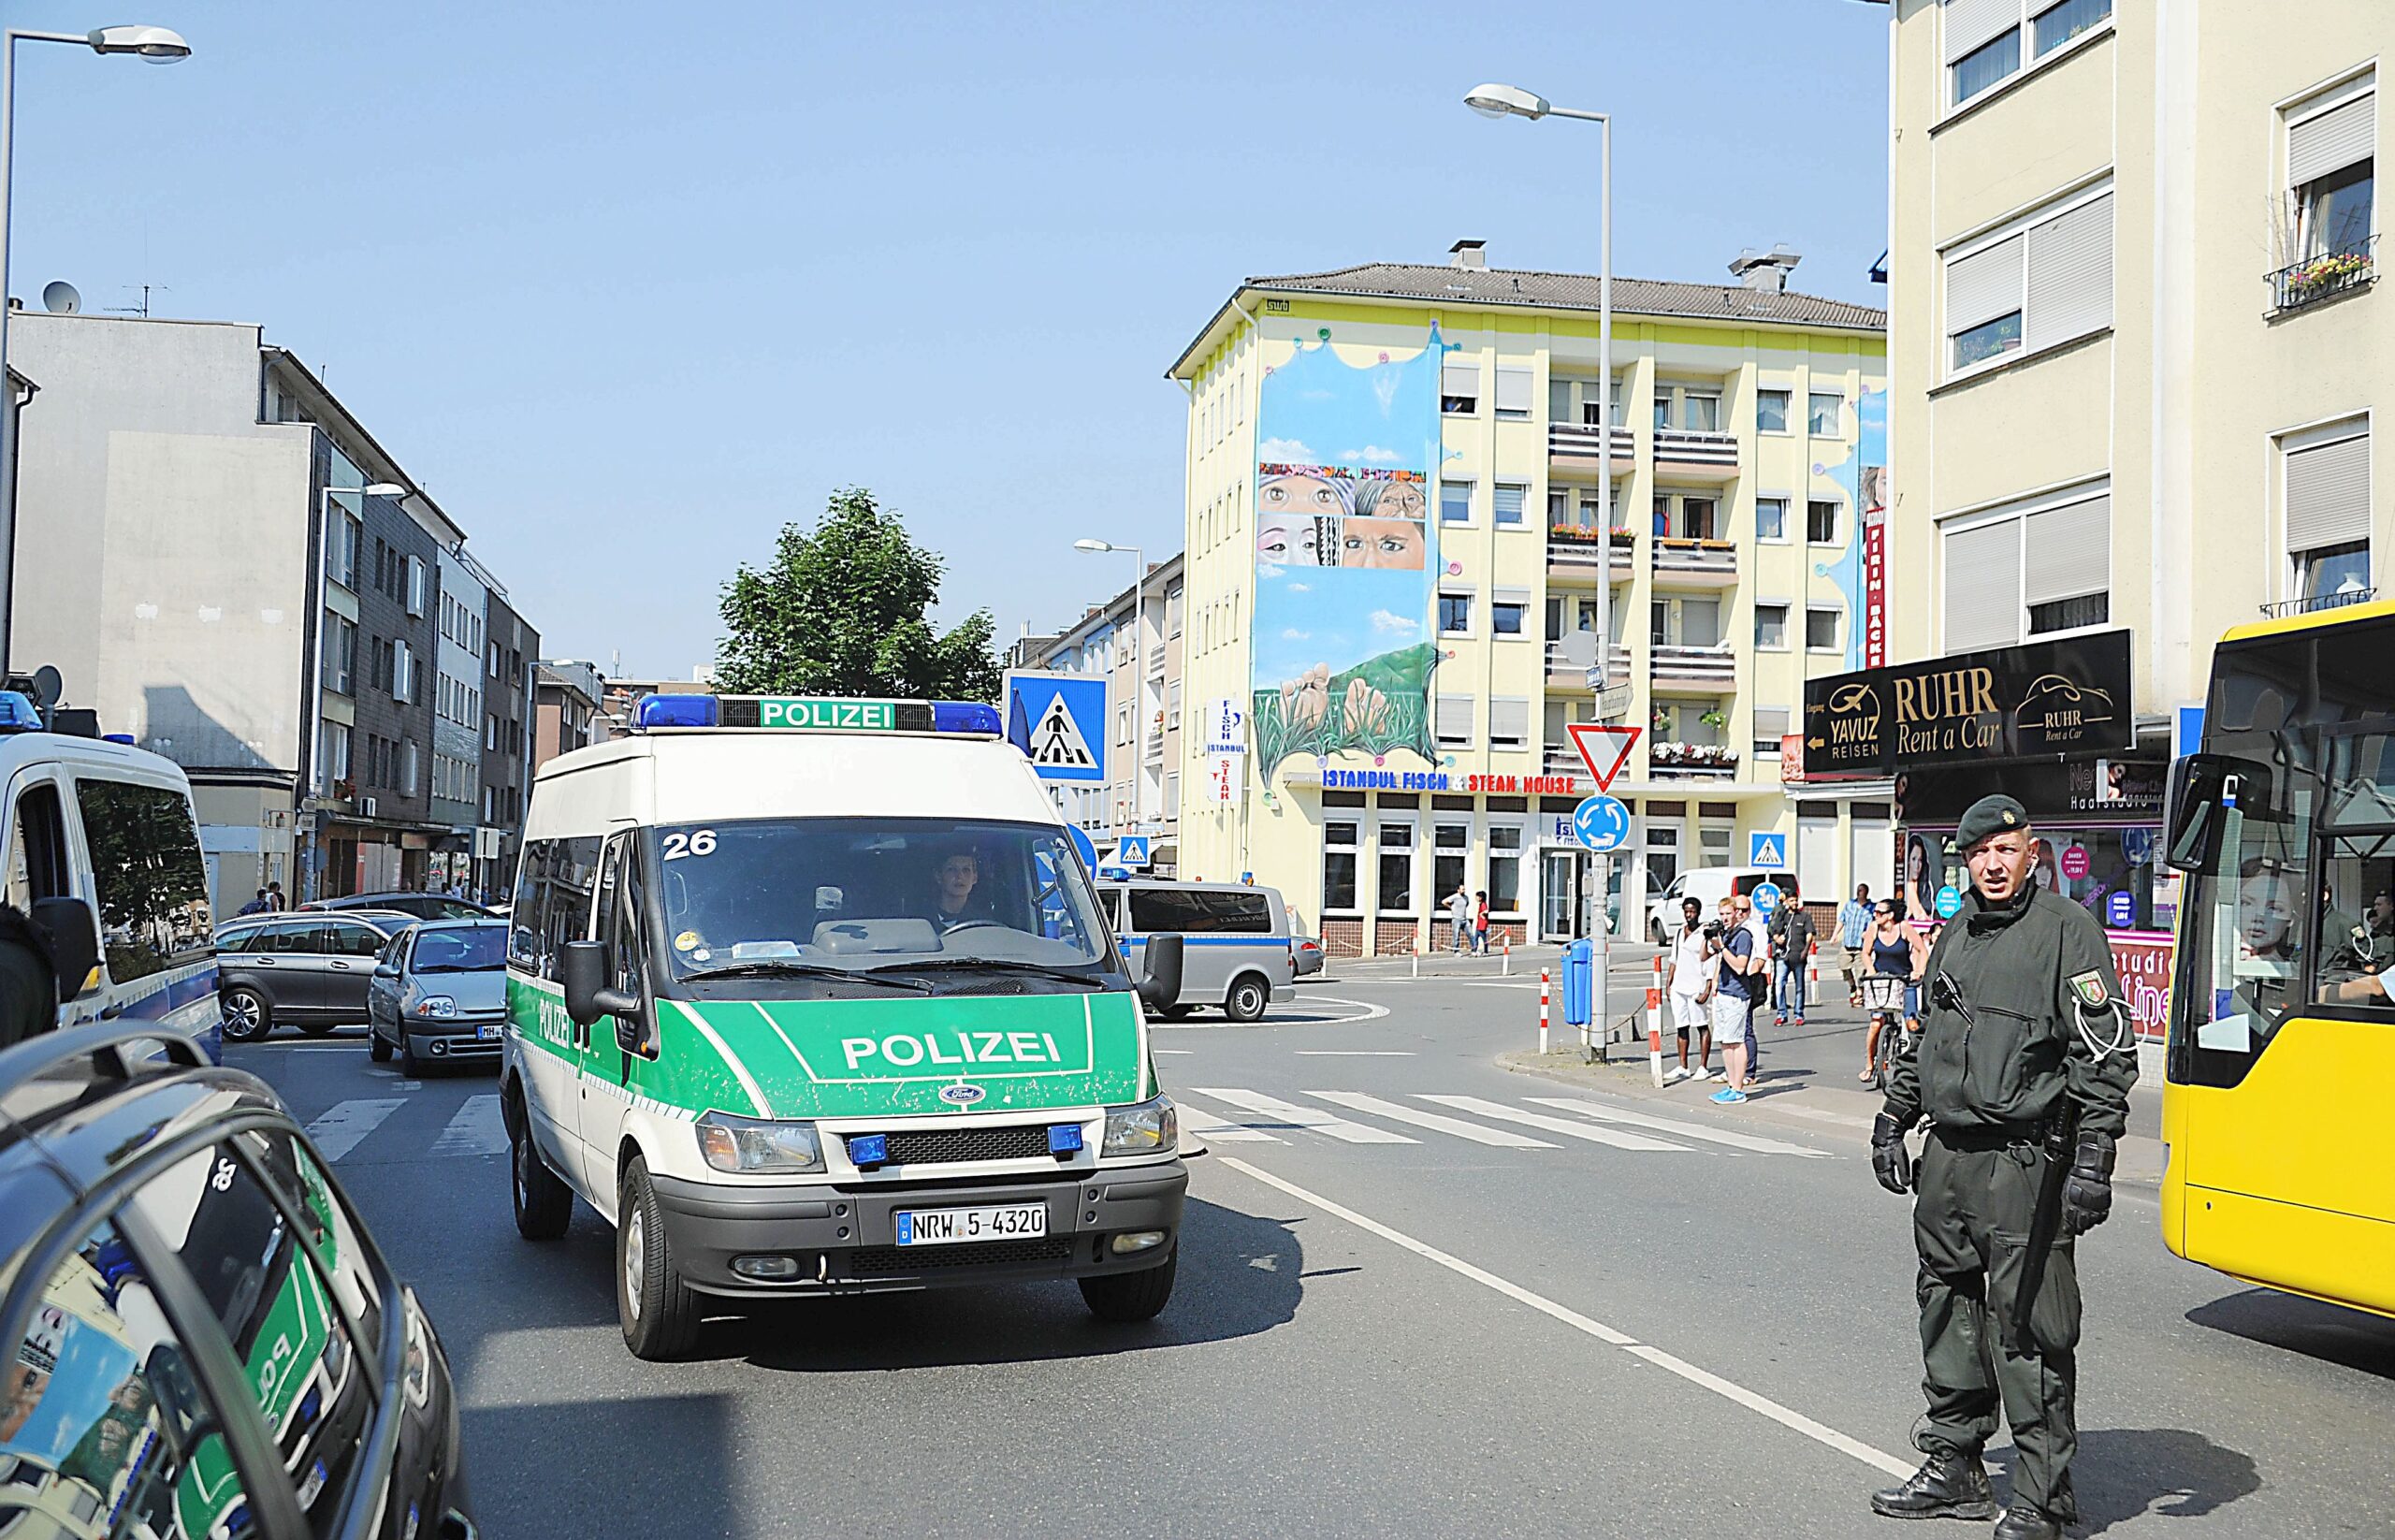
[1801,631,2133,779]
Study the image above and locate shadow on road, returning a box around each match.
[461,1396,740,1537]
[2185,1287,2395,1379]
[1987,1427,2262,1535]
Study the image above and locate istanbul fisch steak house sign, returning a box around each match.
[1802,630,2133,779]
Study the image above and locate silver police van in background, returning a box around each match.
[1096,879,1296,1022]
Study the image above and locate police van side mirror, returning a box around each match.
[31,896,100,1001]
[1136,934,1183,1013]
[559,940,637,1028]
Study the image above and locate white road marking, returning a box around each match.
[1294,1050,1415,1056]
[1219,1156,1913,1478]
[1154,1049,1194,1054]
[430,1095,508,1158]
[1525,1097,1833,1157]
[1775,1104,1877,1130]
[1171,1095,1285,1143]
[304,1098,405,1162]
[1192,1087,1417,1144]
[1286,995,1390,1023]
[1419,1095,1689,1152]
[1308,1091,1556,1149]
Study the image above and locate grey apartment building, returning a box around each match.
[8,312,539,907]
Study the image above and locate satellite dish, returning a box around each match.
[1557,628,1599,668]
[29,666,63,709]
[40,281,80,315]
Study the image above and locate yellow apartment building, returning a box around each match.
[1167,243,1888,955]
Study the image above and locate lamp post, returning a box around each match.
[1072,538,1145,842]
[0,24,192,676]
[1467,81,1617,1017]
[302,481,405,901]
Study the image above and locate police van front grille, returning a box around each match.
[874,1125,1052,1166]
[848,1237,1076,1274]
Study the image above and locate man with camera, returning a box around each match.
[1866,795,2138,1539]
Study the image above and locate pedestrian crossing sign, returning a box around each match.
[1005,671,1108,783]
[1749,833,1787,868]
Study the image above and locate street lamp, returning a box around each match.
[301,481,406,899]
[1073,538,1146,836]
[0,22,193,676]
[1467,80,1618,1010]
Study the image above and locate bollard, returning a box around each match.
[1647,956,1666,1086]
[1502,934,1512,977]
[1539,967,1551,1056]
[1412,935,1420,981]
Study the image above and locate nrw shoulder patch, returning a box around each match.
[2069,970,2112,1009]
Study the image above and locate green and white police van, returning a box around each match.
[500,692,1188,1358]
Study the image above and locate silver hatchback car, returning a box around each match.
[366,918,509,1073]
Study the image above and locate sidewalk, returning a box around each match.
[1328,938,1663,981]
[1500,989,2169,1189]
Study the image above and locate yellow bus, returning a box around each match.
[2160,597,2395,1317]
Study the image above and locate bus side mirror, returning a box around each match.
[1136,934,1183,1014]
[559,940,638,1028]
[30,896,100,1002]
[2163,752,2276,873]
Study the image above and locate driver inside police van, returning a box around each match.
[926,847,984,933]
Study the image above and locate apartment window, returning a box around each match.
[1494,365,1533,420]
[1377,822,1415,915]
[1492,482,1528,527]
[321,720,351,792]
[1654,494,1716,541]
[2032,0,2112,59]
[325,616,356,695]
[2286,77,2375,266]
[397,640,419,703]
[1807,607,1842,651]
[1756,497,1789,542]
[1434,822,1470,902]
[1490,590,1530,636]
[1753,705,1791,761]
[1941,484,2113,650]
[1489,697,1531,751]
[1441,357,1480,414]
[1756,389,1791,434]
[1755,603,1791,650]
[1548,379,1574,422]
[1439,590,1473,635]
[1434,695,1475,748]
[1164,771,1180,812]
[1807,392,1842,437]
[400,741,420,797]
[1945,187,2113,373]
[406,555,428,617]
[1807,500,1840,545]
[2283,425,2373,603]
[1680,391,1720,432]
[486,716,498,752]
[327,511,361,589]
[1440,480,1473,525]
[1547,489,1568,524]
[1324,820,1360,912]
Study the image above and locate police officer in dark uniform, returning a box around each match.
[1868,795,2138,1539]
[0,902,61,1049]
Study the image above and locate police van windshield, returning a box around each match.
[650,817,1118,986]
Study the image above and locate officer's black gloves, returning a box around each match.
[2062,1129,2117,1234]
[1871,1110,1914,1195]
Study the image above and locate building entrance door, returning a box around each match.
[1541,850,1578,941]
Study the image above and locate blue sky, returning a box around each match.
[9,1,1889,677]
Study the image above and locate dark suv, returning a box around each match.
[216,914,408,1042]
[0,1024,471,1537]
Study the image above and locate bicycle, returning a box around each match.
[1861,974,1910,1089]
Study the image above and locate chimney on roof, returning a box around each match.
[1728,244,1803,293]
[1449,240,1488,270]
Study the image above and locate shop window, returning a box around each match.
[1489,825,1524,912]
[1377,822,1415,915]
[1433,823,1470,905]
[1323,821,1359,913]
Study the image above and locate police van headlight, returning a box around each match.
[1102,1095,1177,1157]
[696,1111,825,1174]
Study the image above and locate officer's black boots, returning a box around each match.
[1868,1452,1998,1520]
[1993,1504,2065,1539]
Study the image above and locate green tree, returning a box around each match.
[716,487,1002,701]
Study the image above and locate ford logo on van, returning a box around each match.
[938,1082,985,1106]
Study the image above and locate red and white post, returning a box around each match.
[1646,955,1666,1086]
[1539,967,1552,1056]
[1502,934,1512,977]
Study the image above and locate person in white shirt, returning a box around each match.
[1665,897,1715,1082]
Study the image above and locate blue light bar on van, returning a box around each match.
[933,702,1004,736]
[0,691,42,734]
[632,693,719,730]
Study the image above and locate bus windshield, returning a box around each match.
[648,817,1119,988]
[2174,615,2395,1083]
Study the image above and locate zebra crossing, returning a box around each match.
[1181,1088,1831,1159]
[305,1094,507,1163]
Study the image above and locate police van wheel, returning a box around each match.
[510,1104,573,1241]
[617,1157,702,1360]
[1080,1247,1176,1322]
[1224,976,1270,1023]
[220,988,272,1042]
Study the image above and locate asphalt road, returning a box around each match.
[236,981,2395,1539]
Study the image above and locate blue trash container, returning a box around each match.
[1561,937,1593,1027]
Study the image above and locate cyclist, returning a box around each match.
[1860,898,1925,1085]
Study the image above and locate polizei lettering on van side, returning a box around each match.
[842,1028,1067,1072]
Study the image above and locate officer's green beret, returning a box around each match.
[1955,793,2031,850]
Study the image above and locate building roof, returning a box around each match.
[1169,261,1887,377]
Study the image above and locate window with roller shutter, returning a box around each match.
[1488,698,1531,751]
[1434,695,1475,748]
[2281,424,2373,605]
[1938,483,2111,651]
[2282,74,2374,298]
[1442,358,1480,415]
[1943,185,2112,375]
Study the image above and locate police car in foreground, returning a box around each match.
[502,693,1189,1358]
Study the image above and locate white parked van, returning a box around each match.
[0,694,222,1059]
[1095,879,1297,1021]
[501,692,1189,1358]
[1646,865,1797,943]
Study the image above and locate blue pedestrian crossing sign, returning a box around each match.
[1751,880,1784,919]
[1005,671,1107,783]
[1571,794,1632,852]
[1066,825,1098,874]
[1116,835,1152,869]
[1749,832,1788,868]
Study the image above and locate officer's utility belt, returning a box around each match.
[1933,1114,2067,1153]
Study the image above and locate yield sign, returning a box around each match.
[1565,722,1642,792]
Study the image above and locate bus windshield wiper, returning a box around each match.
[862,957,1109,990]
[680,961,931,992]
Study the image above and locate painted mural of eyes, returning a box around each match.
[1313,487,1337,507]
[1378,535,1406,554]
